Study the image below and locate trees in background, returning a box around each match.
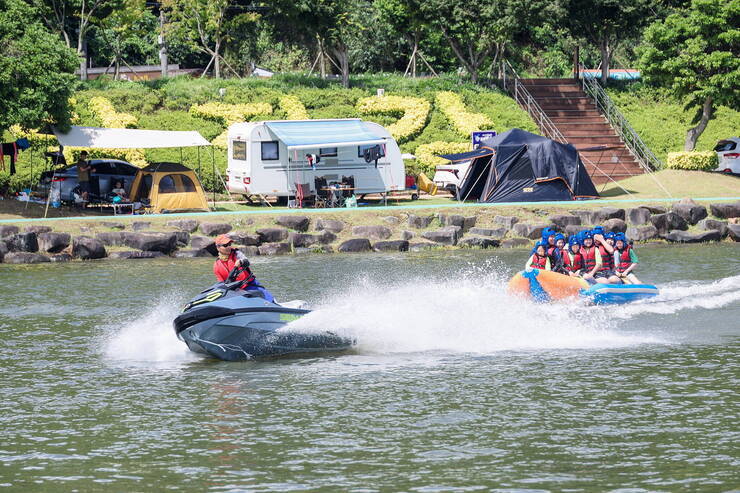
[0,0,78,138]
[639,0,739,150]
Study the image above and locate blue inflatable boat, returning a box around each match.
[580,283,659,305]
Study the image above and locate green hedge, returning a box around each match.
[665,151,718,171]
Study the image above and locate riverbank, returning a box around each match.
[1,198,738,264]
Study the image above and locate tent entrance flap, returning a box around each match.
[265,120,386,148]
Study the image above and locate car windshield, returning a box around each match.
[714,140,737,152]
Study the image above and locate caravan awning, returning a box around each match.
[439,147,494,162]
[53,126,211,149]
[265,120,387,151]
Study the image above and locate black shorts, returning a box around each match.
[594,269,616,278]
[78,181,91,193]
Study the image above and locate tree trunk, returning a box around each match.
[332,45,349,88]
[599,37,611,86]
[684,96,713,151]
[78,35,88,81]
[214,41,221,79]
[159,11,168,78]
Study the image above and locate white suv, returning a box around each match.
[433,159,473,194]
[714,137,740,174]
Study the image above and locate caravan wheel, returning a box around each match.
[411,193,419,200]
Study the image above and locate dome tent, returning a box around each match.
[446,128,599,202]
[129,162,209,213]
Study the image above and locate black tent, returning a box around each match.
[446,129,598,202]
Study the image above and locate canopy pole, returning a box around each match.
[197,146,201,178]
[179,147,183,165]
[211,146,216,209]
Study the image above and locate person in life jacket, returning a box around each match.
[549,233,566,273]
[580,232,606,283]
[213,234,275,302]
[591,227,621,284]
[525,240,551,271]
[562,235,585,277]
[613,232,642,284]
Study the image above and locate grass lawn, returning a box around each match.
[599,170,740,200]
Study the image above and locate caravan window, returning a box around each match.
[320,147,337,157]
[232,140,247,160]
[261,141,279,160]
[358,144,385,158]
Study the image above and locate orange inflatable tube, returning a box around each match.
[508,269,590,301]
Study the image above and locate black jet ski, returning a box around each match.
[173,267,354,361]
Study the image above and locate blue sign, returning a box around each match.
[472,131,497,149]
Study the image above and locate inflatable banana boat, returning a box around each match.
[508,269,659,305]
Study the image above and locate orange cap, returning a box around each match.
[215,234,233,246]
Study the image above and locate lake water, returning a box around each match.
[1,244,739,492]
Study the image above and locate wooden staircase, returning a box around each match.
[520,78,646,185]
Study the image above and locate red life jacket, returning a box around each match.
[598,245,613,271]
[581,246,598,272]
[562,251,584,272]
[615,246,633,273]
[529,254,548,269]
[213,250,256,285]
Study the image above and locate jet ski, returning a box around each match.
[173,267,354,361]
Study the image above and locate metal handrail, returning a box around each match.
[580,76,663,172]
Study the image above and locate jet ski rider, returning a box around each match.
[213,234,275,302]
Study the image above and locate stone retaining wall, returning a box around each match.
[1,200,738,264]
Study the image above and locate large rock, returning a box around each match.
[463,216,477,231]
[421,230,457,246]
[200,222,232,236]
[603,218,627,233]
[38,232,71,253]
[500,238,531,248]
[493,215,518,229]
[626,226,659,242]
[123,232,178,253]
[132,221,151,231]
[229,232,261,246]
[401,230,415,240]
[173,231,191,247]
[729,224,740,241]
[697,219,729,238]
[338,238,372,253]
[190,235,216,255]
[166,219,199,233]
[512,223,551,240]
[650,212,688,234]
[549,214,581,229]
[0,225,20,238]
[709,202,740,219]
[458,237,499,249]
[382,216,400,225]
[565,225,595,236]
[409,242,439,252]
[662,230,722,243]
[407,214,434,229]
[315,219,345,233]
[352,225,392,240]
[641,205,667,214]
[569,210,593,224]
[174,249,214,258]
[590,207,625,223]
[373,240,409,252]
[276,215,310,232]
[627,207,652,225]
[317,230,336,244]
[24,225,52,234]
[72,236,107,260]
[101,221,126,230]
[672,203,708,225]
[50,253,73,262]
[238,246,260,257]
[96,231,126,246]
[7,232,38,252]
[0,240,8,262]
[256,228,289,243]
[3,252,50,264]
[258,242,291,255]
[469,227,507,240]
[439,214,465,228]
[109,250,166,260]
[288,232,319,248]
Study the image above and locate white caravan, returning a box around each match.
[226,119,405,201]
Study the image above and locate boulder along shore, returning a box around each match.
[1,200,739,264]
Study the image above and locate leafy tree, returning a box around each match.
[92,0,154,78]
[563,0,655,85]
[639,0,739,150]
[0,0,77,173]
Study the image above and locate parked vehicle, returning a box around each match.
[433,159,473,194]
[39,159,138,202]
[226,119,405,201]
[714,137,740,174]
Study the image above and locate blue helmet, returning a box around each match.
[541,227,556,241]
[592,226,605,236]
[604,231,616,240]
[582,231,593,241]
[535,240,548,249]
[614,232,627,244]
[568,235,580,247]
[554,233,566,242]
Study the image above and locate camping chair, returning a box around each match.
[341,175,355,198]
[293,182,312,209]
[314,177,329,208]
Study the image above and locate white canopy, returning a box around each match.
[52,126,211,149]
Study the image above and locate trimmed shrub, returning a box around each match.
[190,102,273,147]
[435,91,494,137]
[88,97,138,128]
[414,141,470,176]
[278,95,309,120]
[356,95,431,143]
[665,151,718,171]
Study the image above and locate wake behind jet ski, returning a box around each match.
[174,265,354,361]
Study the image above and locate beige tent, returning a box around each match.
[130,162,209,213]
